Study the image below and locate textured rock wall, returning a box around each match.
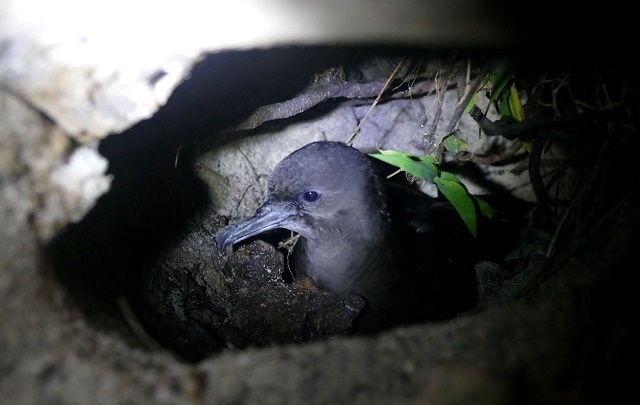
[1,1,637,404]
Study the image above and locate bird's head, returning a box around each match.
[217,141,388,250]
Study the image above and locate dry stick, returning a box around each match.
[117,295,166,352]
[235,79,390,131]
[461,139,523,165]
[520,178,603,296]
[447,63,489,135]
[546,124,617,257]
[545,181,587,258]
[345,59,405,146]
[424,73,448,153]
[432,64,490,158]
[520,125,619,297]
[174,142,183,168]
[279,232,301,280]
[386,168,403,179]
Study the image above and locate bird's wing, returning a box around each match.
[382,181,479,320]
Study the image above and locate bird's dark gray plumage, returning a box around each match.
[217,141,478,333]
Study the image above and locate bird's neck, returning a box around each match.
[293,207,394,298]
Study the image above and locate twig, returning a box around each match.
[235,79,390,131]
[345,59,405,146]
[545,182,587,258]
[429,64,490,156]
[117,295,165,352]
[443,64,490,137]
[386,168,403,179]
[174,142,182,168]
[528,137,555,218]
[458,139,523,165]
[423,72,448,153]
[279,232,300,281]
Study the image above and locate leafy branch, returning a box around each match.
[366,59,535,238]
[370,147,493,238]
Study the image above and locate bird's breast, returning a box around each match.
[292,235,396,302]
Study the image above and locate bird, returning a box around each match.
[217,141,480,333]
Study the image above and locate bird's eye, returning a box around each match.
[301,190,319,203]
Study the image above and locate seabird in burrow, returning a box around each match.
[217,141,480,333]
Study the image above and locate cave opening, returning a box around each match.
[46,46,444,361]
[44,45,626,364]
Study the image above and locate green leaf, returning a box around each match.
[499,93,512,117]
[435,178,477,237]
[415,155,439,182]
[369,150,411,168]
[370,152,438,183]
[417,154,437,165]
[443,135,472,154]
[489,63,515,105]
[473,196,495,219]
[463,91,478,114]
[370,148,420,161]
[439,171,463,184]
[508,83,525,122]
[403,159,438,183]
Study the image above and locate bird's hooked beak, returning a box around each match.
[217,203,294,250]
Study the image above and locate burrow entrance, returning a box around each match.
[45,46,615,363]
